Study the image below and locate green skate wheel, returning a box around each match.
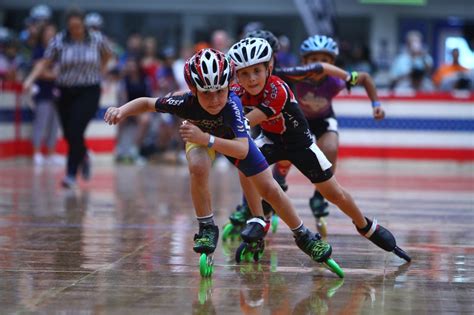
[271,214,278,233]
[317,218,327,238]
[323,258,344,278]
[245,251,253,262]
[222,223,234,241]
[253,250,264,262]
[199,253,213,277]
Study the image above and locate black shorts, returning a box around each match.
[254,134,333,183]
[307,117,338,140]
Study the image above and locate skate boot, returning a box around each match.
[294,229,344,278]
[194,224,219,277]
[222,204,251,242]
[310,191,329,237]
[235,217,267,263]
[356,217,411,262]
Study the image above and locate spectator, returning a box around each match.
[141,36,161,95]
[276,35,297,67]
[0,34,23,82]
[116,57,151,164]
[85,12,104,33]
[211,30,231,53]
[348,43,374,74]
[118,32,143,70]
[390,30,434,91]
[433,48,471,91]
[172,43,194,90]
[30,23,61,166]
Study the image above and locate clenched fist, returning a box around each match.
[179,120,209,145]
[104,107,124,125]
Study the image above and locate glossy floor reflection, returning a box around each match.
[0,158,473,314]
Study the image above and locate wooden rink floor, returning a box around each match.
[0,157,473,314]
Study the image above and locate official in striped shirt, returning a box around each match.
[24,8,113,188]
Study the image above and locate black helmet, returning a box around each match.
[245,29,280,53]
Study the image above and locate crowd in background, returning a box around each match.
[0,4,473,165]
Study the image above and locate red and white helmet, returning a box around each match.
[184,48,234,92]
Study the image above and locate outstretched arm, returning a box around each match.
[104,97,157,125]
[275,62,352,82]
[353,72,385,120]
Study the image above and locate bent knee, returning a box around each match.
[188,161,210,178]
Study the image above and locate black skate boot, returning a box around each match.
[194,224,219,277]
[309,191,329,237]
[222,204,251,242]
[356,217,411,262]
[294,229,344,278]
[235,217,267,263]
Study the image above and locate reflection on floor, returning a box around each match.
[0,158,472,314]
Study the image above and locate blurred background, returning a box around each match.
[0,0,473,163]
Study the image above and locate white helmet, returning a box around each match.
[30,4,52,20]
[228,38,272,70]
[300,35,339,57]
[184,48,234,92]
[85,12,104,29]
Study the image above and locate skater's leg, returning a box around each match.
[310,131,339,217]
[186,145,219,254]
[315,176,367,229]
[249,168,301,229]
[239,171,265,218]
[186,146,213,218]
[317,131,339,173]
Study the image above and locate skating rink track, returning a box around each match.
[0,157,472,314]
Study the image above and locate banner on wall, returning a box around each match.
[293,0,336,36]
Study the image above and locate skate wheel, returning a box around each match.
[235,242,247,263]
[245,250,254,262]
[222,223,234,242]
[199,253,213,277]
[316,218,327,238]
[253,250,264,262]
[198,279,212,305]
[271,214,279,233]
[393,246,411,262]
[323,258,344,278]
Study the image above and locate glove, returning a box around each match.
[345,71,359,92]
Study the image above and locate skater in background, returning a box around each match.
[275,34,385,233]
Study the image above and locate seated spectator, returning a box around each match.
[390,30,434,92]
[348,43,374,74]
[433,48,471,91]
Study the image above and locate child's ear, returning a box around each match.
[267,61,274,76]
[189,87,198,95]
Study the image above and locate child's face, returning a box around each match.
[196,88,229,115]
[236,63,270,96]
[303,52,335,65]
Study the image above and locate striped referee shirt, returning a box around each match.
[44,30,112,87]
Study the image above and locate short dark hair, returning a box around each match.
[65,7,84,22]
